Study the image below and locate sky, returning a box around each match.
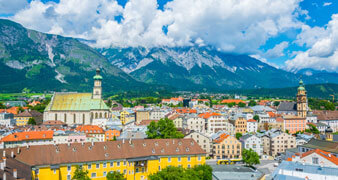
[0,0,337,72]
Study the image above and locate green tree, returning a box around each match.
[248,100,257,107]
[72,165,91,180]
[113,136,117,141]
[242,149,260,167]
[0,102,6,109]
[305,124,320,134]
[236,133,242,140]
[285,129,289,134]
[17,106,25,114]
[149,165,212,180]
[146,118,184,139]
[253,115,260,122]
[106,171,125,180]
[27,117,36,125]
[273,101,280,107]
[238,102,246,107]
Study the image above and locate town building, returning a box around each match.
[43,69,110,125]
[213,133,242,159]
[0,113,16,127]
[240,134,263,156]
[75,125,105,142]
[135,110,150,124]
[149,110,165,120]
[296,79,308,118]
[212,165,265,180]
[247,119,257,133]
[313,110,338,132]
[287,149,338,167]
[298,139,338,157]
[0,130,53,148]
[199,112,234,135]
[185,131,212,156]
[283,115,306,134]
[270,132,296,157]
[230,117,247,134]
[184,115,205,133]
[1,139,206,180]
[15,110,43,126]
[105,129,121,141]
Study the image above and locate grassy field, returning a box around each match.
[0,93,53,102]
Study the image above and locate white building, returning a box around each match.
[247,119,258,133]
[0,130,54,148]
[0,113,16,127]
[185,116,205,133]
[149,110,165,120]
[240,134,263,156]
[204,114,234,135]
[184,131,212,156]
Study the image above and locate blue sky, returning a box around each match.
[0,0,337,72]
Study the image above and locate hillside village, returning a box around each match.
[0,69,337,180]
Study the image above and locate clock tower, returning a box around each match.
[92,68,102,99]
[297,79,307,118]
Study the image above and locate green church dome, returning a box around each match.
[93,68,102,80]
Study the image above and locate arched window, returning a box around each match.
[55,114,57,121]
[95,112,98,119]
[100,113,102,118]
[64,114,67,122]
[73,114,76,124]
[90,112,93,119]
[104,112,107,118]
[83,114,85,124]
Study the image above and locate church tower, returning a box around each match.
[92,68,103,99]
[297,79,307,118]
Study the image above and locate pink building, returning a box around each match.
[283,115,306,133]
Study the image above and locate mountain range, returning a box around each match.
[0,19,337,96]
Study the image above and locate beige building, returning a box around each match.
[261,135,271,155]
[185,116,206,133]
[270,132,296,157]
[213,133,242,159]
[230,117,247,134]
[169,114,183,129]
[135,110,150,124]
[185,131,212,156]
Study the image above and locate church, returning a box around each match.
[43,69,110,125]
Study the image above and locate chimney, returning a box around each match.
[2,151,5,157]
[123,139,125,144]
[328,154,331,157]
[17,148,20,154]
[81,142,84,146]
[2,157,6,168]
[67,142,70,147]
[3,172,6,180]
[10,151,14,158]
[129,138,132,144]
[91,141,94,146]
[13,169,17,179]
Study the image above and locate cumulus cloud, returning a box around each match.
[264,41,289,59]
[10,0,304,54]
[0,0,28,15]
[286,14,338,72]
[323,2,332,7]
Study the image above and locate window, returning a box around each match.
[188,156,191,162]
[178,157,181,162]
[96,163,100,169]
[124,169,127,174]
[67,175,71,180]
[124,161,126,166]
[117,161,120,166]
[312,157,319,164]
[53,169,56,174]
[159,166,161,171]
[159,158,161,162]
[91,173,96,178]
[168,157,171,162]
[103,162,107,168]
[198,156,201,161]
[188,164,191,168]
[136,168,139,173]
[103,171,107,176]
[110,162,114,167]
[88,164,92,169]
[67,165,71,171]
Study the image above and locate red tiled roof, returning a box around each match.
[75,125,104,134]
[213,133,230,143]
[1,130,53,142]
[138,120,159,126]
[198,112,222,119]
[247,119,257,122]
[301,149,338,165]
[175,109,197,114]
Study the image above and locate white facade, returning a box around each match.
[240,135,263,156]
[184,132,212,156]
[319,119,338,132]
[258,114,270,123]
[306,116,318,123]
[247,120,258,133]
[207,116,235,135]
[186,117,205,133]
[0,113,16,127]
[149,110,165,120]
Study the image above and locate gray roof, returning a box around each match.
[212,165,264,180]
[299,139,338,154]
[277,102,297,111]
[250,105,274,112]
[272,161,338,178]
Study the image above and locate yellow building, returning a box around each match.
[120,110,131,124]
[136,110,150,124]
[4,139,206,180]
[15,110,42,126]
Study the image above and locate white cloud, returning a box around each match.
[9,0,303,54]
[264,41,289,59]
[286,14,338,72]
[0,0,28,14]
[323,2,332,7]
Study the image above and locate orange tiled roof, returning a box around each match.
[175,109,197,114]
[0,107,28,115]
[162,99,170,102]
[198,112,222,119]
[75,125,104,134]
[276,117,284,123]
[220,99,244,104]
[1,130,53,142]
[247,119,257,122]
[301,149,338,165]
[213,133,230,143]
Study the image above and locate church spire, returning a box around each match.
[297,79,307,118]
[92,68,102,99]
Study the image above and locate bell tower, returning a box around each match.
[297,79,307,118]
[92,68,102,99]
